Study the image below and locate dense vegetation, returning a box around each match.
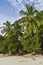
[0,4,43,55]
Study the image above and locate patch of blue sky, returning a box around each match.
[0,0,43,27]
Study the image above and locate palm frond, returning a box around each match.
[19,10,28,16]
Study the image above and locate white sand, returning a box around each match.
[0,55,43,65]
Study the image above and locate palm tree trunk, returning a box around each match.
[8,49,12,56]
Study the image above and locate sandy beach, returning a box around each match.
[0,54,43,65]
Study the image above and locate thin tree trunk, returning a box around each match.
[8,50,12,56]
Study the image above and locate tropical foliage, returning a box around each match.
[0,4,43,55]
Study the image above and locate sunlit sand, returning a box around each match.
[0,55,43,65]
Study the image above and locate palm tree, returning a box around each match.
[1,21,13,55]
[19,4,41,53]
[2,21,12,36]
[2,21,23,55]
[36,11,43,51]
[12,22,23,54]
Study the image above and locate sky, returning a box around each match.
[0,0,43,27]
